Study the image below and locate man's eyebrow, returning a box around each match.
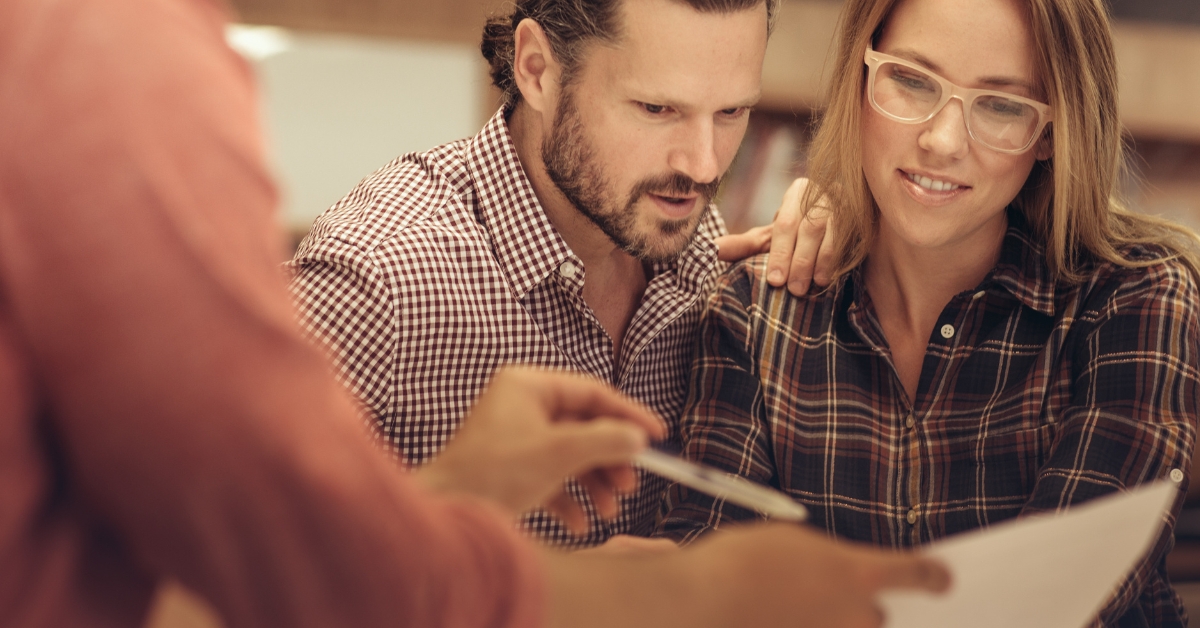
[632,92,762,111]
[888,48,1037,93]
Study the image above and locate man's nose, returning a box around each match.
[668,117,721,185]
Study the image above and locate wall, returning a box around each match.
[228,26,486,231]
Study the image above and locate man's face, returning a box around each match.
[541,0,767,263]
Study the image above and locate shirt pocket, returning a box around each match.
[964,419,1057,498]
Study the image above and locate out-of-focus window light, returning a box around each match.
[226,25,292,61]
[217,24,482,233]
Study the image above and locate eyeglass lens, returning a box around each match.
[873,62,1040,152]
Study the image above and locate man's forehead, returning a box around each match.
[582,0,767,106]
[612,0,768,52]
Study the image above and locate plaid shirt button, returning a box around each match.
[940,324,955,339]
[906,508,918,525]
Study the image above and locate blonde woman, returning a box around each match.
[658,0,1200,624]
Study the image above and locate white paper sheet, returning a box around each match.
[878,481,1179,628]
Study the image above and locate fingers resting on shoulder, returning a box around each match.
[714,178,837,297]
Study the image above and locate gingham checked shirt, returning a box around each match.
[657,215,1198,626]
[287,110,725,548]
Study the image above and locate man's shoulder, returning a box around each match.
[298,138,485,256]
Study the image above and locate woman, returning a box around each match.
[657,0,1200,624]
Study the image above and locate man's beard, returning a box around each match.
[541,90,721,264]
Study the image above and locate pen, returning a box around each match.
[634,448,808,522]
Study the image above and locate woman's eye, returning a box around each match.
[720,107,749,117]
[984,99,1027,117]
[889,69,935,92]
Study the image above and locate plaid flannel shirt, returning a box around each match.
[287,110,725,548]
[657,214,1198,626]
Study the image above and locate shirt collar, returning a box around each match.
[986,210,1057,316]
[465,110,574,300]
[845,208,1056,317]
[649,208,723,296]
[464,109,721,300]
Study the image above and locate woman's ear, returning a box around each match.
[1034,130,1053,161]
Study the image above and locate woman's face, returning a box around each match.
[861,0,1051,255]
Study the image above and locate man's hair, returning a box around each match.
[800,0,1200,284]
[480,0,778,109]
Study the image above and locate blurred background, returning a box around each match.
[223,0,1200,241]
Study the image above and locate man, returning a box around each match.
[1,0,950,626]
[289,0,831,547]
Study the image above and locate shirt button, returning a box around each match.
[905,413,915,429]
[940,324,955,339]
[1171,468,1185,483]
[559,261,579,279]
[973,290,986,299]
[906,508,918,525]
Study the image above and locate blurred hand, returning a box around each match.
[714,177,835,296]
[416,367,665,533]
[542,523,950,628]
[688,524,951,628]
[578,534,679,556]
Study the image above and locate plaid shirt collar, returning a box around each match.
[987,211,1056,316]
[848,209,1058,317]
[464,110,720,301]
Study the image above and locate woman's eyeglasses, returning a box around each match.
[864,48,1054,154]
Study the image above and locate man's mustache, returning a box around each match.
[630,173,722,203]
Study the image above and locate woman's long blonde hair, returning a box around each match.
[804,0,1200,284]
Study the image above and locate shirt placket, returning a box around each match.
[615,271,694,387]
[846,287,986,546]
[549,257,617,383]
[905,288,987,544]
[845,297,916,546]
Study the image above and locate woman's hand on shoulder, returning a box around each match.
[714,177,836,296]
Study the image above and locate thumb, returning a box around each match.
[541,420,648,478]
[860,552,952,595]
[715,226,771,263]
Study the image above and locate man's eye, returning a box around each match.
[720,107,749,117]
[640,103,667,114]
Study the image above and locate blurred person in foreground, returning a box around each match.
[659,0,1200,625]
[0,0,950,626]
[286,0,837,549]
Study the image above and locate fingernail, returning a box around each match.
[789,281,806,295]
[768,270,783,284]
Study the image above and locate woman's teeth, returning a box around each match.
[906,172,961,192]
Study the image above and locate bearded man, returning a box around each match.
[288,0,827,547]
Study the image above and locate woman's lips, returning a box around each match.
[904,170,963,192]
[898,169,969,205]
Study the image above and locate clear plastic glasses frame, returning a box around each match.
[864,48,1054,154]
